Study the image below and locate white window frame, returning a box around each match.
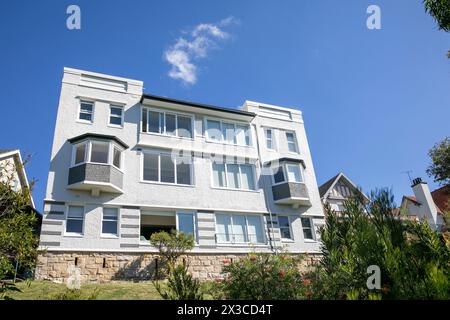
[176,211,198,242]
[77,100,95,124]
[141,150,194,186]
[65,205,85,237]
[214,213,266,245]
[301,217,316,241]
[271,162,304,185]
[141,106,194,140]
[285,131,299,153]
[204,117,252,147]
[210,161,257,191]
[90,140,110,165]
[70,140,124,172]
[108,104,124,128]
[278,215,293,241]
[264,128,277,151]
[101,207,120,238]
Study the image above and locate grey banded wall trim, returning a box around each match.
[200,226,216,231]
[198,236,216,240]
[120,243,139,248]
[46,211,64,215]
[121,224,140,229]
[121,215,140,220]
[44,200,65,206]
[121,234,140,238]
[40,242,60,247]
[41,231,62,236]
[42,220,63,226]
[121,205,140,210]
[197,210,214,213]
[197,218,215,223]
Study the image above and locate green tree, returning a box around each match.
[423,0,450,57]
[426,136,450,185]
[0,156,40,299]
[307,189,450,299]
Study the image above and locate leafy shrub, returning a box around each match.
[308,189,450,300]
[155,264,203,300]
[221,253,305,300]
[51,287,99,300]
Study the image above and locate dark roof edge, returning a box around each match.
[264,158,306,168]
[68,133,129,149]
[141,94,256,117]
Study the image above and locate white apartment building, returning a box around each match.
[36,67,325,282]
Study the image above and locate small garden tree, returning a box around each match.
[0,156,40,299]
[426,136,450,185]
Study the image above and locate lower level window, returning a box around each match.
[278,216,292,240]
[215,214,264,244]
[301,217,314,240]
[102,207,119,236]
[177,212,196,238]
[66,206,84,234]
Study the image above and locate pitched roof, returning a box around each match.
[319,173,340,198]
[403,196,421,206]
[0,149,17,156]
[318,172,370,202]
[431,184,450,214]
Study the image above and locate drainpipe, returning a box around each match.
[252,123,278,254]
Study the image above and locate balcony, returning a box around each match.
[272,182,311,207]
[68,163,123,195]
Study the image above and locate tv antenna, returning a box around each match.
[401,170,413,184]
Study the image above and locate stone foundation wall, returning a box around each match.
[35,251,321,283]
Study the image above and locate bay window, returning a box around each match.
[215,213,265,244]
[272,162,304,185]
[71,140,124,170]
[206,119,252,146]
[142,151,193,185]
[141,107,193,139]
[212,161,256,191]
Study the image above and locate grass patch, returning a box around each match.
[7,280,163,300]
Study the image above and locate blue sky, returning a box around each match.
[1,0,449,211]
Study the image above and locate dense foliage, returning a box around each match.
[424,0,450,57]
[426,137,450,185]
[0,158,39,299]
[220,253,306,300]
[155,264,203,300]
[307,189,450,299]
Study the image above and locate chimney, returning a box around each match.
[411,177,438,229]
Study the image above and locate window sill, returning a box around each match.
[64,233,84,238]
[210,186,260,193]
[76,120,93,125]
[141,131,194,141]
[216,242,268,247]
[101,235,119,239]
[281,239,295,243]
[204,139,254,148]
[139,180,195,188]
[107,124,124,129]
[303,239,317,243]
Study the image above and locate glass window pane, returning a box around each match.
[222,123,236,144]
[216,214,231,242]
[103,208,118,220]
[176,162,191,185]
[240,164,255,190]
[90,142,109,163]
[160,154,175,183]
[232,215,247,242]
[66,219,83,233]
[301,217,311,228]
[75,144,86,165]
[212,162,226,187]
[142,108,148,132]
[206,120,222,141]
[178,213,195,237]
[226,164,240,189]
[148,111,162,133]
[303,228,313,240]
[287,164,301,183]
[247,216,264,243]
[278,216,290,228]
[286,132,297,152]
[279,216,292,239]
[280,227,292,239]
[236,125,250,146]
[113,148,121,168]
[110,106,122,116]
[80,102,93,113]
[110,116,122,126]
[166,114,176,136]
[266,129,273,149]
[79,113,92,121]
[273,166,285,183]
[68,206,84,218]
[102,221,117,235]
[177,116,192,138]
[143,153,158,181]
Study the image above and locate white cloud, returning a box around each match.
[164,16,238,85]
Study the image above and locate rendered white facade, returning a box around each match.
[39,67,325,266]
